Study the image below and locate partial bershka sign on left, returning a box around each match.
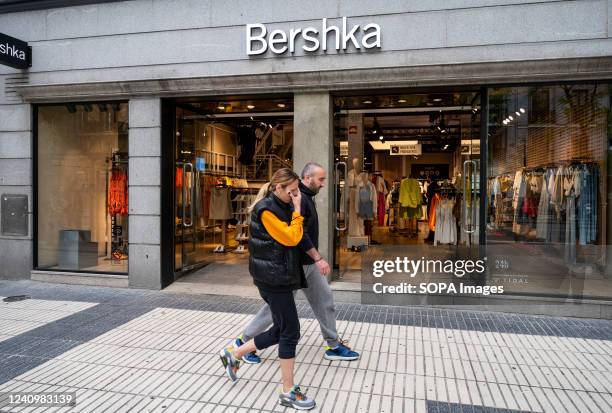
[0,32,31,69]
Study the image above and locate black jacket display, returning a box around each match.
[248,192,306,292]
[297,181,319,265]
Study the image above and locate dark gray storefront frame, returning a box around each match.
[17,56,612,316]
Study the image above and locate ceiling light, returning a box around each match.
[217,104,225,110]
[433,98,442,102]
[503,120,508,125]
[519,108,526,113]
[277,103,286,108]
[247,105,255,109]
[372,118,381,136]
[397,99,407,103]
[508,116,514,121]
[379,135,384,140]
[363,100,372,104]
[515,111,521,116]
[443,144,449,150]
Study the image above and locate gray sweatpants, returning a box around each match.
[242,263,339,347]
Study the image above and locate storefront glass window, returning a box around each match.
[487,84,612,298]
[36,102,129,274]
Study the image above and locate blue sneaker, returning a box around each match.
[324,339,360,361]
[234,336,261,364]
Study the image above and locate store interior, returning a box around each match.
[333,91,482,288]
[167,86,611,301]
[169,96,294,294]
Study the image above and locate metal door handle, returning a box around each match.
[334,162,347,231]
[183,163,194,228]
[463,159,477,234]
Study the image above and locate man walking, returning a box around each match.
[233,162,359,363]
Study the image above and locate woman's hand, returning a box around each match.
[290,189,302,214]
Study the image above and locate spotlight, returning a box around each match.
[515,111,521,116]
[372,118,381,136]
[363,100,372,104]
[519,108,525,113]
[508,116,514,121]
[277,103,286,108]
[217,104,226,110]
[397,99,407,103]
[247,105,255,110]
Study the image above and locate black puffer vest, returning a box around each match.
[248,192,305,291]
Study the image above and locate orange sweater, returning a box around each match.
[261,211,304,247]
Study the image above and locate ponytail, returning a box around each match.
[248,182,272,213]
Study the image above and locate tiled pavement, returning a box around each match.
[0,280,612,412]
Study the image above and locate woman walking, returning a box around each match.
[219,168,316,410]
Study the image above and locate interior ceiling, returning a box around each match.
[333,91,481,153]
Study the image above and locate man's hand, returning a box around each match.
[316,259,331,276]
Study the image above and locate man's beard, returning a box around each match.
[307,182,320,194]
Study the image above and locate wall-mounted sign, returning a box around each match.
[0,32,31,69]
[461,139,480,155]
[411,164,450,180]
[390,143,422,156]
[246,17,381,56]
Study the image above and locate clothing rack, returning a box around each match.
[105,151,129,262]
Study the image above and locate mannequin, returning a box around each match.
[347,157,365,237]
[358,171,377,238]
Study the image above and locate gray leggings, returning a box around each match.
[242,263,339,347]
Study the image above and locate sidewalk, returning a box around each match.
[1,279,612,413]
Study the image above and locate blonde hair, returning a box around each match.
[248,168,300,213]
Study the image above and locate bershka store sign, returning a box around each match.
[0,32,31,69]
[246,17,381,55]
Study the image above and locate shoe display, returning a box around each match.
[323,339,360,361]
[278,385,315,410]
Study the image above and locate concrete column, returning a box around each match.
[0,104,32,279]
[128,98,162,289]
[293,92,334,275]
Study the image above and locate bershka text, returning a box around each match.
[246,17,381,55]
[0,43,26,61]
[372,257,487,278]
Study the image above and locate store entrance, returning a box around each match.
[169,96,294,288]
[333,91,484,300]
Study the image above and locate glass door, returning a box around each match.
[333,91,486,303]
[174,109,208,272]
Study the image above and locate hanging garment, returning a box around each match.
[377,192,386,226]
[108,168,128,216]
[434,198,457,246]
[358,184,374,219]
[399,178,421,208]
[209,187,233,220]
[428,193,441,231]
[175,166,183,188]
[536,168,554,240]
